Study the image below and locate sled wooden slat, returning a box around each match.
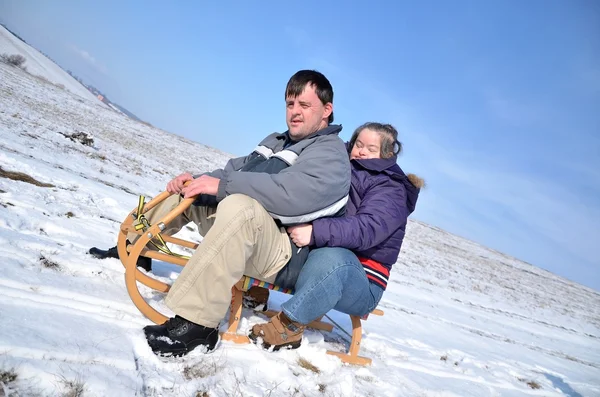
[326,313,373,366]
[121,224,200,250]
[126,245,188,267]
[118,190,383,366]
[371,308,384,316]
[220,282,251,344]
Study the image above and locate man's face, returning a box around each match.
[285,83,332,141]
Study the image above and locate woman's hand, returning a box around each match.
[287,224,313,247]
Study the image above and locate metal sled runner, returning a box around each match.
[117,189,384,366]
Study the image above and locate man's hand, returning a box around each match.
[181,175,220,198]
[287,224,313,247]
[167,172,194,194]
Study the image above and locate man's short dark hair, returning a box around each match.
[285,70,334,124]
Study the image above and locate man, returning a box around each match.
[92,70,350,356]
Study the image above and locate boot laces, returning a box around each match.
[166,316,187,333]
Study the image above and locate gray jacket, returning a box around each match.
[203,124,351,225]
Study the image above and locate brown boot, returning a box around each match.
[249,312,305,351]
[243,286,269,311]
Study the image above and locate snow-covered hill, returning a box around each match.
[0,24,102,104]
[0,62,599,397]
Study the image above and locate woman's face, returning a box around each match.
[350,128,382,160]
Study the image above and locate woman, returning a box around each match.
[250,122,424,350]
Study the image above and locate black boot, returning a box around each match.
[88,243,152,272]
[143,319,169,341]
[144,315,219,357]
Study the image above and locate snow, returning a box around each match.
[0,25,103,104]
[1,62,599,397]
[108,103,123,114]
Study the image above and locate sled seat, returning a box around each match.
[117,190,383,366]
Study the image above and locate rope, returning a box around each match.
[133,195,191,260]
[323,313,352,342]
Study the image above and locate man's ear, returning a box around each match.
[323,102,333,120]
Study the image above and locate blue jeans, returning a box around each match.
[281,247,385,325]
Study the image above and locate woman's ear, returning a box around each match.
[394,139,403,155]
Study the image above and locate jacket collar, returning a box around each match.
[351,156,399,173]
[282,124,343,144]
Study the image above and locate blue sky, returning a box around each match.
[1,1,599,290]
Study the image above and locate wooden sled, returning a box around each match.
[117,190,384,366]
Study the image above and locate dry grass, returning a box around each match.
[355,375,375,383]
[60,378,85,397]
[32,74,65,90]
[0,368,18,384]
[182,359,223,380]
[39,254,60,270]
[318,384,326,393]
[297,358,320,374]
[518,377,542,390]
[0,53,26,69]
[58,131,94,147]
[65,211,75,218]
[0,166,54,188]
[0,368,19,397]
[526,381,541,389]
[89,153,106,161]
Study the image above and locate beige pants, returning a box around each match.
[131,193,292,327]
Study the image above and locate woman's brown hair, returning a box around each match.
[348,122,402,159]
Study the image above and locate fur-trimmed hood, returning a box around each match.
[352,156,424,214]
[407,173,425,189]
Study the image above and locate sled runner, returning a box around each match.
[117,190,384,366]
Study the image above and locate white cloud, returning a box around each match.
[69,44,107,74]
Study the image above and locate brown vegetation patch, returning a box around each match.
[297,358,320,374]
[39,254,60,270]
[0,368,18,384]
[0,166,54,188]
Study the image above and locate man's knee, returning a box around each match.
[216,194,258,217]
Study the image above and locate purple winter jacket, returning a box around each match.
[311,155,421,267]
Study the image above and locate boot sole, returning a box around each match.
[248,332,302,351]
[150,335,221,358]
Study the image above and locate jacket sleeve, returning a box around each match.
[311,177,408,251]
[217,136,351,223]
[195,154,252,180]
